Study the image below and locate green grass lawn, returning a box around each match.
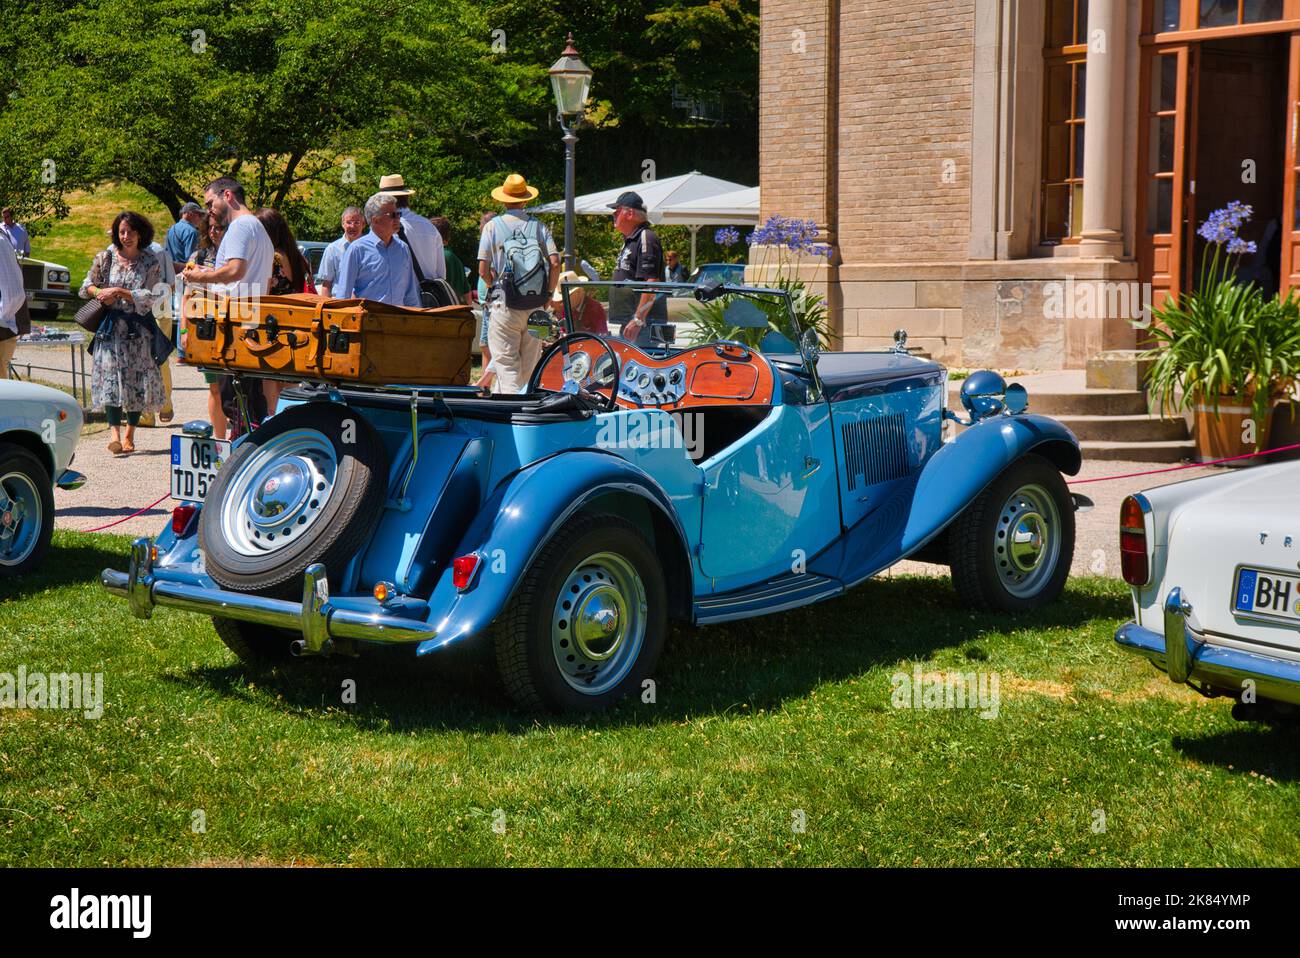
[2,530,1297,867]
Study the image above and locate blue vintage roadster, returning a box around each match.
[102,280,1082,711]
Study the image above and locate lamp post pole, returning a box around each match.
[561,117,578,273]
[548,32,592,277]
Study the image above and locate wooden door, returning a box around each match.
[1282,33,1300,294]
[1139,44,1197,310]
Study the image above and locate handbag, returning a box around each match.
[74,248,116,333]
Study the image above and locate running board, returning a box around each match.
[694,573,843,625]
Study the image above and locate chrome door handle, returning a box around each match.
[801,456,821,479]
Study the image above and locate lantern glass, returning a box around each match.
[548,45,592,117]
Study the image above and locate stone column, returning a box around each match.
[1078,0,1127,258]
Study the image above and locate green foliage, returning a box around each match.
[1144,252,1300,443]
[7,533,1300,866]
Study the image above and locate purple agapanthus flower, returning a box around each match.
[749,215,827,253]
[1197,201,1256,247]
[714,226,740,247]
[1226,237,1258,256]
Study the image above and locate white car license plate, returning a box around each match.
[1233,566,1300,621]
[170,435,231,502]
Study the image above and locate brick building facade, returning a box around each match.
[757,1,1300,373]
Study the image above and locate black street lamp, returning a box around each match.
[548,33,593,273]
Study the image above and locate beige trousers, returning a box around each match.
[0,337,16,378]
[156,308,174,414]
[487,299,542,394]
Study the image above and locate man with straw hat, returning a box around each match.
[477,173,561,393]
[379,173,445,283]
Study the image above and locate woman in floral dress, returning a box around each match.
[79,211,166,455]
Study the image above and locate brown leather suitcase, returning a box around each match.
[182,290,474,386]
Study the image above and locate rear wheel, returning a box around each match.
[0,443,54,578]
[493,514,666,712]
[948,453,1074,612]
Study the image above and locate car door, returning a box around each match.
[697,393,840,588]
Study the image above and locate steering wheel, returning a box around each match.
[529,332,623,412]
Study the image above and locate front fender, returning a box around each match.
[415,449,692,655]
[902,413,1080,551]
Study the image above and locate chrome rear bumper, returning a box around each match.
[1115,585,1300,707]
[101,537,437,654]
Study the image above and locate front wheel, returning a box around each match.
[948,453,1074,613]
[492,513,666,712]
[0,443,54,578]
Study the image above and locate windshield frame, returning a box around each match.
[556,280,804,357]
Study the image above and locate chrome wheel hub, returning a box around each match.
[552,552,647,695]
[0,471,41,566]
[993,483,1061,598]
[220,429,337,557]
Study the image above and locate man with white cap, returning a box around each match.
[477,173,561,394]
[378,173,445,285]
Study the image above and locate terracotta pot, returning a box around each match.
[1192,392,1272,465]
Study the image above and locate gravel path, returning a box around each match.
[31,340,1226,580]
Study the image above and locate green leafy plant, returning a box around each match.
[687,216,836,350]
[1144,202,1300,442]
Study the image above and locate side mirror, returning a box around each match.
[959,370,1008,421]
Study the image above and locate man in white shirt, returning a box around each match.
[182,177,277,427]
[0,238,27,378]
[378,174,445,282]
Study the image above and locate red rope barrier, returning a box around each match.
[79,492,171,533]
[1068,441,1300,485]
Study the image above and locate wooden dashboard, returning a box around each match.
[535,339,776,409]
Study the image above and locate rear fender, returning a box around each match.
[416,450,693,654]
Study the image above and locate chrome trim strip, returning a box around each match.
[54,469,86,490]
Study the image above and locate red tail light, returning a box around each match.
[172,504,198,536]
[1119,495,1149,586]
[452,554,481,591]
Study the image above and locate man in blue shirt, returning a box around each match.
[0,208,30,258]
[164,202,203,271]
[333,193,420,307]
[316,206,364,297]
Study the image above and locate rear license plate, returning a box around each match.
[1233,566,1300,622]
[170,435,231,502]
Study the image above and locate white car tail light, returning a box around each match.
[1120,494,1150,586]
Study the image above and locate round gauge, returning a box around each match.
[638,373,651,388]
[563,351,592,382]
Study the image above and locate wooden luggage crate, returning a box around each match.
[182,290,475,386]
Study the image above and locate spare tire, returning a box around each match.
[199,401,387,598]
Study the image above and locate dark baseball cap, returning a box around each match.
[179,201,203,215]
[607,191,646,212]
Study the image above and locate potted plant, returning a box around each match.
[687,218,836,351]
[1144,202,1300,462]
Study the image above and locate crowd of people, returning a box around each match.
[3,168,671,447]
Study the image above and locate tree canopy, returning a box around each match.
[0,0,757,257]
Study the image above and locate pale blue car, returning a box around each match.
[103,280,1082,712]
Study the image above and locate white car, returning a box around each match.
[18,254,76,320]
[1116,459,1300,723]
[0,380,85,577]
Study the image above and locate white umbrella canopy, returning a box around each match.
[533,171,751,222]
[654,186,759,226]
[533,171,755,271]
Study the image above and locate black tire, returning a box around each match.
[211,617,296,664]
[493,513,667,712]
[198,401,387,599]
[948,453,1074,613]
[0,442,54,578]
